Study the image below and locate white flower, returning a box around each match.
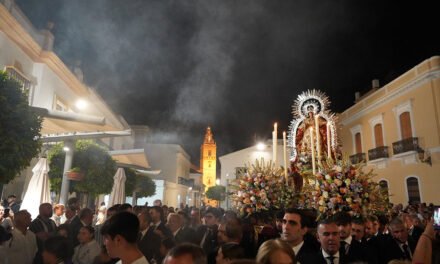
[346,198,352,203]
[325,174,332,180]
[308,179,316,185]
[334,165,342,172]
[345,179,351,185]
[323,191,329,198]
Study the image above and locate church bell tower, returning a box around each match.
[200,127,217,206]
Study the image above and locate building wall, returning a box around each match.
[339,56,440,205]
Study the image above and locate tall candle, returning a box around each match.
[273,123,278,165]
[315,114,321,162]
[310,128,316,175]
[283,131,288,183]
[327,123,331,159]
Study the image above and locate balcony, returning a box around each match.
[392,137,420,155]
[349,153,366,164]
[368,146,389,161]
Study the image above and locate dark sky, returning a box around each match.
[17,1,440,165]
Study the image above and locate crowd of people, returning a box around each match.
[0,196,439,264]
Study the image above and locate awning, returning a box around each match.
[109,149,150,170]
[41,117,121,135]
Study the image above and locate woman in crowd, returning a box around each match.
[42,235,73,264]
[72,226,101,264]
[216,242,246,264]
[256,239,296,264]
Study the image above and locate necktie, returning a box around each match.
[340,241,348,255]
[327,255,335,264]
[402,244,411,260]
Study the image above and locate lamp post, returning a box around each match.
[60,140,74,205]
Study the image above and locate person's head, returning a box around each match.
[57,224,70,238]
[216,243,245,264]
[67,197,80,211]
[138,210,152,231]
[218,220,243,244]
[256,239,296,264]
[153,199,162,206]
[191,208,201,224]
[53,204,65,217]
[163,243,206,264]
[65,206,76,220]
[149,206,163,223]
[14,210,32,229]
[388,217,408,243]
[409,214,423,228]
[376,214,389,234]
[275,210,284,232]
[160,237,177,257]
[78,226,95,244]
[281,208,307,247]
[119,203,133,213]
[7,194,16,204]
[204,207,222,227]
[364,215,379,238]
[39,203,53,218]
[42,236,73,264]
[101,211,140,259]
[333,211,352,240]
[223,210,238,222]
[106,205,120,219]
[167,213,184,233]
[317,218,340,256]
[79,207,94,226]
[351,217,365,242]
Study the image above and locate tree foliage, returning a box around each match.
[0,71,41,183]
[206,185,226,202]
[48,140,116,195]
[125,168,156,198]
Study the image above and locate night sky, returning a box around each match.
[16,1,440,165]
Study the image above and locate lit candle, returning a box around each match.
[273,123,278,166]
[315,114,321,162]
[310,128,316,175]
[283,131,288,183]
[327,123,331,159]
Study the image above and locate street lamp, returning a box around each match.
[215,179,220,185]
[75,99,88,110]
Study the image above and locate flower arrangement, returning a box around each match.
[303,156,391,219]
[229,159,293,214]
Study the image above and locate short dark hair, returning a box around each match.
[80,225,95,238]
[204,207,222,219]
[164,243,206,264]
[119,203,133,212]
[333,211,352,226]
[139,210,153,224]
[151,206,164,220]
[79,208,93,219]
[284,208,307,228]
[43,236,73,261]
[161,237,176,250]
[101,211,139,243]
[352,216,365,225]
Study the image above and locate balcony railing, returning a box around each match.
[392,137,420,155]
[349,153,366,164]
[368,146,389,161]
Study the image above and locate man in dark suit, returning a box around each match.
[316,218,342,264]
[196,207,222,263]
[167,212,196,244]
[379,217,416,264]
[281,208,320,263]
[137,210,161,263]
[406,214,424,243]
[334,212,377,264]
[69,207,93,247]
[149,205,172,238]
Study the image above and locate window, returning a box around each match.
[399,112,412,139]
[5,66,32,103]
[355,133,362,153]
[54,95,69,112]
[374,124,384,147]
[406,177,421,203]
[208,150,212,157]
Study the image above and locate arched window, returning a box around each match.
[406,177,421,203]
[400,112,412,139]
[379,180,389,194]
[355,132,362,153]
[374,124,384,147]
